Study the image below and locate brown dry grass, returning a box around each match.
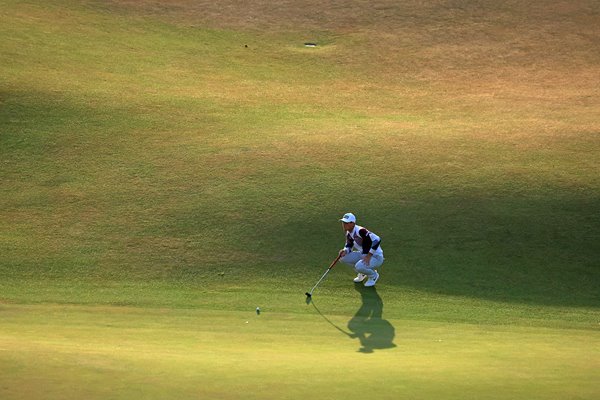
[103,1,600,70]
[99,0,600,145]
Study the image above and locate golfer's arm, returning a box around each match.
[368,232,381,254]
[344,236,354,253]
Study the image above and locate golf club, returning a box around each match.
[305,253,342,304]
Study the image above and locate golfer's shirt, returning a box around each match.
[344,225,383,257]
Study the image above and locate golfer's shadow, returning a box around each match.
[347,284,397,353]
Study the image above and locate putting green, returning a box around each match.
[1,296,598,400]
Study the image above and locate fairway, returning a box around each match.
[1,0,599,399]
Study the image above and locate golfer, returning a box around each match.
[338,213,384,287]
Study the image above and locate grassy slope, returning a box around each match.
[1,0,599,399]
[1,0,598,304]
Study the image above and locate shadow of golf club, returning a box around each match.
[347,284,397,353]
[310,301,353,338]
[309,285,397,353]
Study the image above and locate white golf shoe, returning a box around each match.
[353,273,367,283]
[364,271,379,287]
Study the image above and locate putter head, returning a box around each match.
[305,292,312,304]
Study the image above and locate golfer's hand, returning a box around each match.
[363,254,372,265]
[339,249,347,257]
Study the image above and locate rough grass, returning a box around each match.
[1,0,598,298]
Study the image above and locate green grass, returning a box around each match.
[1,303,597,400]
[1,0,599,399]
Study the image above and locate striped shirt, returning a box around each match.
[344,225,383,257]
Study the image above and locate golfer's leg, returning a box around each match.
[354,256,384,276]
[340,252,362,266]
[354,260,374,276]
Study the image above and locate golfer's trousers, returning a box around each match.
[340,252,384,276]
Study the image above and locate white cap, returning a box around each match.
[340,212,356,223]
